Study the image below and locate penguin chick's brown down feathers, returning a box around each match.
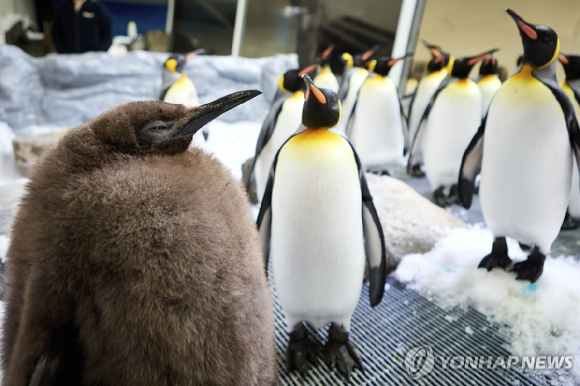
[2,91,277,386]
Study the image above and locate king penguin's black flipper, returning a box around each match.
[458,115,487,209]
[246,95,288,194]
[256,131,297,276]
[337,71,351,101]
[406,76,452,174]
[347,142,388,307]
[533,66,580,184]
[256,166,275,276]
[397,92,410,154]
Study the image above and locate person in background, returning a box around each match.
[52,0,113,53]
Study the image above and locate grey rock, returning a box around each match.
[12,132,65,176]
[366,174,467,267]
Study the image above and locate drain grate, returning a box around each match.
[272,275,569,385]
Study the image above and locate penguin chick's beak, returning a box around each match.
[506,9,537,40]
[559,53,569,65]
[302,74,327,104]
[467,49,500,66]
[175,90,261,137]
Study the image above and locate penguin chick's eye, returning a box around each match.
[138,120,176,146]
[143,121,169,131]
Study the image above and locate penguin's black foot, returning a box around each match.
[561,212,580,231]
[323,324,363,378]
[448,184,459,205]
[410,164,425,178]
[510,247,546,283]
[433,186,450,207]
[286,324,318,376]
[367,167,390,176]
[479,237,511,271]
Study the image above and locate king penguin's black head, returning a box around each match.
[279,63,317,93]
[423,41,451,72]
[301,74,341,128]
[92,90,261,155]
[479,57,499,76]
[317,45,334,67]
[368,55,408,76]
[507,9,558,69]
[164,48,206,73]
[343,45,379,68]
[450,49,499,78]
[558,53,580,81]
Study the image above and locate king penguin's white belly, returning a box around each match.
[163,75,205,147]
[335,68,368,135]
[480,72,573,251]
[562,83,580,218]
[478,75,502,117]
[349,75,404,166]
[423,79,482,189]
[314,68,340,93]
[271,129,365,329]
[408,71,447,158]
[255,92,304,201]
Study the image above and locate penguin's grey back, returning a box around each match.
[3,127,277,385]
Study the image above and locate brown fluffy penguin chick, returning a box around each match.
[2,91,278,386]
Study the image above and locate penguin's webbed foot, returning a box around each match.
[323,324,363,379]
[510,247,546,283]
[411,164,425,178]
[286,324,317,376]
[479,237,511,271]
[561,212,580,231]
[433,186,451,207]
[447,184,459,205]
[367,167,390,176]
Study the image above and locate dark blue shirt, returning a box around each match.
[52,0,113,53]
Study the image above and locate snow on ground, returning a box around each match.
[0,122,24,187]
[0,235,8,264]
[395,226,580,380]
[204,120,261,180]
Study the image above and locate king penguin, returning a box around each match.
[408,48,498,206]
[477,56,502,116]
[458,9,580,282]
[257,74,388,377]
[313,46,340,93]
[2,91,278,385]
[557,53,580,229]
[334,45,378,135]
[247,64,317,203]
[406,42,454,177]
[161,49,207,147]
[347,56,409,173]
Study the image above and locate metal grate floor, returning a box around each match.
[271,274,569,385]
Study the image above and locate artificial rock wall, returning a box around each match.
[0,45,298,134]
